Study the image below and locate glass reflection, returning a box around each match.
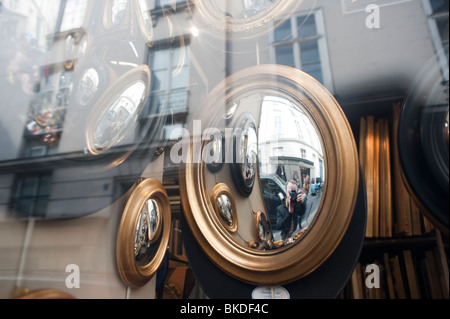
[0,1,175,222]
[217,194,234,227]
[78,68,100,106]
[112,0,129,26]
[211,0,276,19]
[259,95,324,247]
[134,199,161,264]
[258,213,267,241]
[136,0,154,45]
[92,81,146,152]
[237,124,257,189]
[207,92,325,251]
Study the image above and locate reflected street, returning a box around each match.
[272,190,323,243]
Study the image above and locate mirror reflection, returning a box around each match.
[78,68,100,106]
[0,2,173,221]
[134,199,162,266]
[91,81,146,153]
[232,114,258,196]
[111,0,129,26]
[217,194,234,227]
[206,93,325,251]
[259,96,324,246]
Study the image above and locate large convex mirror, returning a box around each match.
[180,65,359,285]
[398,45,449,235]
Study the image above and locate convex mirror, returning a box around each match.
[180,65,359,285]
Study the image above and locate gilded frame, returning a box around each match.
[116,178,171,288]
[210,183,239,233]
[180,65,359,285]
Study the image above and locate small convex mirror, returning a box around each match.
[116,178,171,288]
[134,199,162,266]
[85,66,150,156]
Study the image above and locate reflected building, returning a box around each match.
[0,0,448,298]
[259,96,324,188]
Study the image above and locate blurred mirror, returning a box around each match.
[398,45,449,234]
[0,1,171,221]
[189,0,302,40]
[136,0,154,46]
[78,68,101,107]
[88,80,147,153]
[211,0,275,19]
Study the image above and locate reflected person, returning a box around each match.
[276,180,306,242]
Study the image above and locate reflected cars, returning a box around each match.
[260,174,286,228]
[311,177,323,196]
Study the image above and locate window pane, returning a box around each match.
[429,0,449,14]
[38,175,52,197]
[21,178,38,197]
[302,63,324,84]
[274,19,293,42]
[297,14,317,38]
[300,41,321,65]
[276,45,296,68]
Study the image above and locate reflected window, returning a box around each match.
[271,9,333,91]
[155,0,187,10]
[145,45,189,117]
[10,173,52,218]
[423,0,449,72]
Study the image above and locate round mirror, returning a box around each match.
[206,131,225,173]
[211,184,238,232]
[231,113,258,197]
[85,66,150,156]
[398,46,449,235]
[116,178,171,288]
[134,198,162,266]
[189,0,303,40]
[180,65,359,285]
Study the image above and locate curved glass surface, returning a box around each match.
[0,0,448,299]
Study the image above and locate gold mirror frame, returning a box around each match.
[116,178,171,288]
[210,183,238,233]
[189,0,303,40]
[180,65,359,285]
